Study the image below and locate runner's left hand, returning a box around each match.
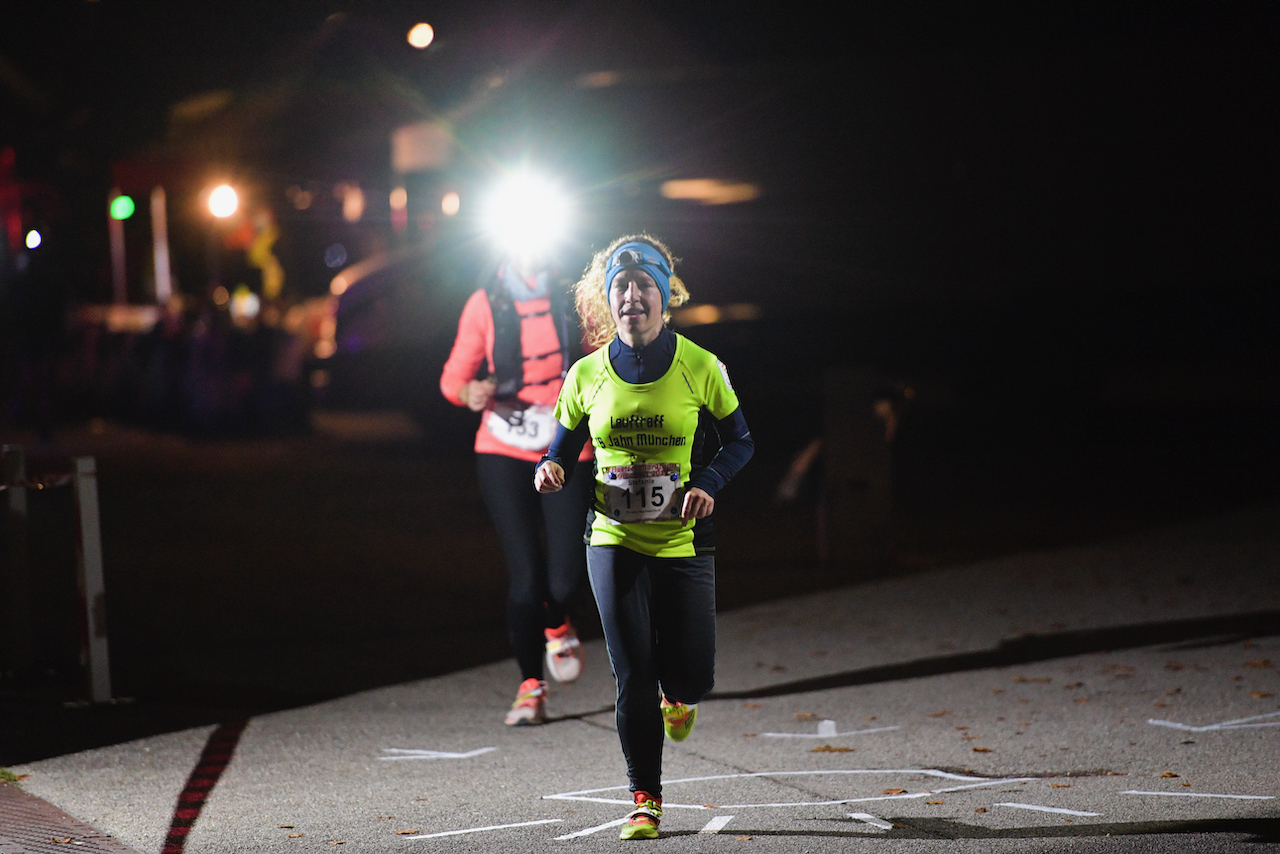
[681,487,714,524]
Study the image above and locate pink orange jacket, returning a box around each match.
[440,289,593,462]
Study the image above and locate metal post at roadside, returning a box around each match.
[2,445,35,672]
[71,456,112,702]
[151,185,173,305]
[108,188,128,304]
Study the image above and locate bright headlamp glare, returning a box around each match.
[479,171,571,261]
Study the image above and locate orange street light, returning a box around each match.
[408,23,434,49]
[208,184,238,218]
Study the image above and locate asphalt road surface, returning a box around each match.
[9,506,1280,852]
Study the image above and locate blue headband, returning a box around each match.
[605,241,672,311]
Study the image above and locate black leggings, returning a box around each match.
[476,453,594,681]
[588,545,716,796]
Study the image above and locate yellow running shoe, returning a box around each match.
[620,791,662,840]
[661,697,697,742]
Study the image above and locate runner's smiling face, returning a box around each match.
[610,268,664,347]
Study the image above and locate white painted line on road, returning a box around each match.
[819,719,836,736]
[548,768,995,799]
[996,803,1100,817]
[936,778,1037,794]
[1194,711,1280,728]
[554,817,628,839]
[545,795,635,807]
[761,725,900,738]
[700,815,736,833]
[379,747,497,760]
[545,769,1031,811]
[1146,721,1207,732]
[405,818,561,839]
[1148,711,1280,732]
[1121,790,1274,801]
[1149,721,1280,732]
[828,792,930,806]
[847,812,893,831]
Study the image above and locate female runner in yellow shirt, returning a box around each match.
[536,235,753,839]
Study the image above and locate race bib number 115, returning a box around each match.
[601,463,683,523]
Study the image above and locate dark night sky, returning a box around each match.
[3,5,1279,757]
[2,1,1277,365]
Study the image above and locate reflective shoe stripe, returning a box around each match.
[621,804,660,838]
[628,805,661,821]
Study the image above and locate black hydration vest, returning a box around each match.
[483,278,582,400]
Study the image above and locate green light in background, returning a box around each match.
[110,195,136,220]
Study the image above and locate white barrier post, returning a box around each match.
[72,456,112,702]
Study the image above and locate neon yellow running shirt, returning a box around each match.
[554,334,740,558]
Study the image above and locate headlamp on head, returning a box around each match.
[480,171,571,262]
[605,241,672,311]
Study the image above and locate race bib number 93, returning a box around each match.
[486,403,558,452]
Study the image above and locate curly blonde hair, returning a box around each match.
[574,233,690,348]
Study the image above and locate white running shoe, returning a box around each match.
[544,622,584,683]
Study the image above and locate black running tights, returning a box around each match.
[475,452,593,681]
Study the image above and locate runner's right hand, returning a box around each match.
[461,378,497,411]
[534,461,565,493]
